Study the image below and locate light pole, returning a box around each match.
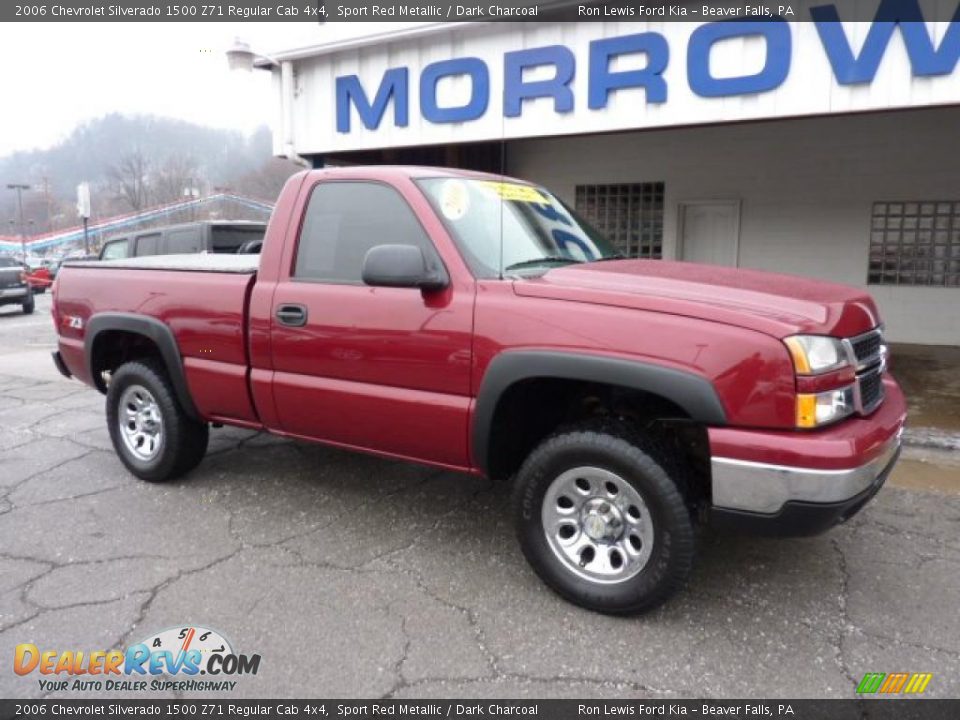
[77,183,91,255]
[226,39,309,168]
[7,183,30,262]
[225,38,280,72]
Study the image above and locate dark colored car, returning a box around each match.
[98,221,267,261]
[52,167,905,614]
[0,256,34,314]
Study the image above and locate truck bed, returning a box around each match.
[55,255,260,425]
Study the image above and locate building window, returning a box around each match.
[575,183,664,259]
[868,202,960,287]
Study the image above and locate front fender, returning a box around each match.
[471,350,726,475]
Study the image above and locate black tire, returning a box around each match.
[512,423,695,614]
[22,294,35,314]
[106,359,208,482]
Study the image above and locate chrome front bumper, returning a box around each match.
[711,432,902,515]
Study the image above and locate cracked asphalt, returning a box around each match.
[1,293,959,700]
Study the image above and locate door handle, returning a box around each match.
[275,303,307,327]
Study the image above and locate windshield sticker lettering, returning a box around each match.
[477,181,548,204]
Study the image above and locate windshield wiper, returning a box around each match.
[504,256,583,272]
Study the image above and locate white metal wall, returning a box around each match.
[285,13,960,155]
[507,107,960,346]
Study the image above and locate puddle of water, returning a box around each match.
[890,449,960,495]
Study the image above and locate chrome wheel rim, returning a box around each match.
[118,385,164,462]
[542,466,655,584]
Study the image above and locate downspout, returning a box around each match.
[280,60,311,168]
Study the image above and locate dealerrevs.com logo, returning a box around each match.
[13,625,261,693]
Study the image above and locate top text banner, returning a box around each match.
[5,0,960,22]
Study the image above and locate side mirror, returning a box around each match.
[362,244,448,291]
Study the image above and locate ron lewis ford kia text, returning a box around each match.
[51,167,905,613]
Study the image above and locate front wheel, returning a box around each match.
[106,360,208,482]
[512,425,695,614]
[22,294,35,314]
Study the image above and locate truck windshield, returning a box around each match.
[416,178,620,278]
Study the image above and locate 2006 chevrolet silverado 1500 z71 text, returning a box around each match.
[51,167,906,613]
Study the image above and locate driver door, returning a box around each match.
[268,180,474,469]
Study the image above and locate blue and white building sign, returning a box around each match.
[280,0,960,154]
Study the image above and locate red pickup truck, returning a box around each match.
[51,166,905,613]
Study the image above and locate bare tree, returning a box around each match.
[233,157,301,202]
[108,150,150,211]
[153,154,200,205]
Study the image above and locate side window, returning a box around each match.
[165,228,203,255]
[134,233,160,257]
[101,239,128,260]
[294,182,434,283]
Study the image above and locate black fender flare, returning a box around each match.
[472,350,727,475]
[84,312,201,420]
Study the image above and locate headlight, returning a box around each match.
[796,386,855,428]
[784,335,850,375]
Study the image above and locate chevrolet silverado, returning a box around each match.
[51,167,906,613]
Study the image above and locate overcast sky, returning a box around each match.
[0,22,421,157]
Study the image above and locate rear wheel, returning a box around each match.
[512,424,694,614]
[106,360,208,482]
[22,294,34,314]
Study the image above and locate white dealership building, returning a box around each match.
[263,6,960,344]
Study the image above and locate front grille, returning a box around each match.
[849,328,883,370]
[857,367,885,414]
[840,327,886,416]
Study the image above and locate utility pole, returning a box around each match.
[6,183,30,262]
[41,176,53,233]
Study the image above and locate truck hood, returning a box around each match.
[512,260,880,338]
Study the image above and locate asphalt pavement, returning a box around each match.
[1,293,958,699]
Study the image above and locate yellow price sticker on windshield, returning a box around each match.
[477,181,548,204]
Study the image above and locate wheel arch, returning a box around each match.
[472,351,726,477]
[85,312,201,420]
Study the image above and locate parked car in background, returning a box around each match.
[23,263,54,293]
[98,221,267,261]
[0,256,34,314]
[41,258,62,280]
